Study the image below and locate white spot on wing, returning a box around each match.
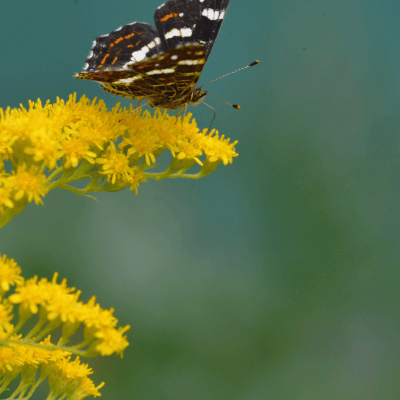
[165,28,180,39]
[171,55,178,60]
[202,8,224,20]
[164,28,192,40]
[178,59,204,65]
[142,45,151,54]
[131,49,147,62]
[180,27,192,37]
[147,68,175,75]
[116,76,140,84]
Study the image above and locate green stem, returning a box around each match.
[58,184,98,200]
[46,166,64,182]
[144,171,200,180]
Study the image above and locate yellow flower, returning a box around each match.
[9,163,49,205]
[0,182,15,212]
[93,325,130,357]
[80,296,118,330]
[0,299,13,326]
[48,356,104,399]
[0,253,24,292]
[200,131,238,165]
[0,94,238,228]
[96,142,136,184]
[0,256,127,398]
[128,168,146,195]
[9,275,50,315]
[0,334,26,374]
[62,136,97,169]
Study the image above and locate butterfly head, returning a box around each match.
[191,88,208,105]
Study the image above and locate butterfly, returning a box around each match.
[74,0,231,111]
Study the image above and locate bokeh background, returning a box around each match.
[2,0,400,398]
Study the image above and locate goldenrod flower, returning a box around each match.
[47,356,104,399]
[0,94,238,228]
[0,253,24,293]
[9,163,49,205]
[0,254,128,399]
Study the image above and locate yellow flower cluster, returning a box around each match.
[0,253,128,399]
[0,94,238,228]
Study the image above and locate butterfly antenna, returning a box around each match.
[199,60,259,89]
[205,92,240,109]
[202,96,239,132]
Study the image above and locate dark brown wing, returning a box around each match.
[154,0,231,59]
[75,43,207,109]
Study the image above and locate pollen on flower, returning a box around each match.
[0,336,26,374]
[62,137,97,169]
[23,127,63,170]
[122,124,162,166]
[0,254,24,292]
[127,168,146,195]
[71,377,105,399]
[96,143,135,184]
[8,276,48,315]
[200,131,239,165]
[9,163,49,205]
[81,296,118,330]
[94,325,130,357]
[176,141,203,166]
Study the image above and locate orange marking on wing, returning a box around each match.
[160,12,179,22]
[111,49,122,65]
[97,53,110,68]
[111,32,134,48]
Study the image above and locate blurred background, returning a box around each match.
[2,0,400,398]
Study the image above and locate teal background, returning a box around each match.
[1,0,400,398]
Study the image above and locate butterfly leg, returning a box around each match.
[175,106,185,120]
[201,102,217,133]
[118,101,148,123]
